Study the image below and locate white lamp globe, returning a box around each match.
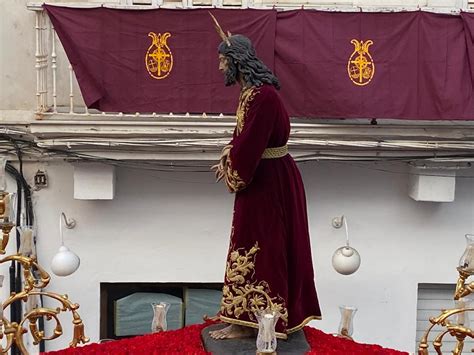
[51,246,80,277]
[332,246,361,275]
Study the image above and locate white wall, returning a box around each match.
[1,0,472,353]
[0,0,36,111]
[301,161,474,352]
[2,160,473,353]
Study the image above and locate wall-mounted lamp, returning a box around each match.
[51,212,80,277]
[331,215,361,275]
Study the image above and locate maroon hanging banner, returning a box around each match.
[462,12,474,88]
[44,5,276,114]
[45,6,474,120]
[275,10,474,120]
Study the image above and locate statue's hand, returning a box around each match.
[211,163,225,182]
[211,144,233,183]
[216,170,225,183]
[221,144,232,158]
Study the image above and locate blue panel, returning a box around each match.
[115,292,183,336]
[185,288,221,326]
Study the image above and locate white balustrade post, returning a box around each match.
[51,24,58,113]
[69,64,75,114]
[40,11,48,111]
[35,10,49,113]
[35,11,42,112]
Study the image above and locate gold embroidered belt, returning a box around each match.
[261,145,288,159]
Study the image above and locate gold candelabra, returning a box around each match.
[0,191,89,354]
[418,236,474,355]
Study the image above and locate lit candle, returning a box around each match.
[20,228,33,256]
[151,303,169,333]
[263,313,274,346]
[341,308,351,334]
[456,300,466,325]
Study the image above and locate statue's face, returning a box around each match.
[218,53,237,86]
[218,54,229,72]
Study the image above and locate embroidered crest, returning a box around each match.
[347,39,375,86]
[145,32,173,80]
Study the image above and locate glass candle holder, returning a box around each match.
[459,234,474,273]
[338,305,357,339]
[455,297,472,327]
[151,302,170,333]
[255,308,280,353]
[17,225,34,256]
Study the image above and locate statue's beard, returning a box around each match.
[224,61,238,86]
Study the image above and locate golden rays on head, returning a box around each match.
[209,12,231,46]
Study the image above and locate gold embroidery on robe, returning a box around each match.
[224,155,246,193]
[220,242,289,325]
[236,87,258,135]
[221,87,258,192]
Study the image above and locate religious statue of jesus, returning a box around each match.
[210,15,322,340]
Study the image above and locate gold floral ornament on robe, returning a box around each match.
[220,242,289,327]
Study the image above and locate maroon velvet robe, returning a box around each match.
[218,84,321,338]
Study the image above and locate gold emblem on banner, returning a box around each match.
[145,32,173,80]
[347,39,375,86]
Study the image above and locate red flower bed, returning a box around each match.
[303,327,408,355]
[44,323,209,355]
[44,323,408,355]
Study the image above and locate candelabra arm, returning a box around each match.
[454,267,474,300]
[454,282,474,300]
[0,319,16,354]
[0,254,51,293]
[418,308,474,354]
[20,307,62,343]
[446,323,474,355]
[432,329,450,355]
[29,291,89,347]
[418,321,435,355]
[453,338,465,355]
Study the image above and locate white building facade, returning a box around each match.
[1,0,474,353]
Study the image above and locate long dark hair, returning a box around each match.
[218,35,280,90]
